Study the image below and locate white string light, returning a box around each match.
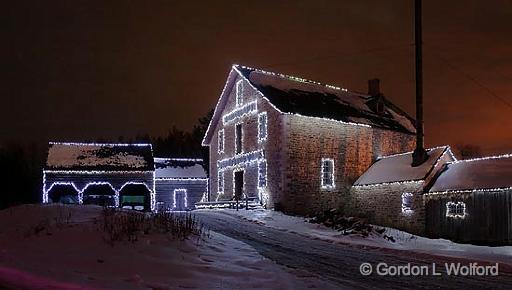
[320,158,335,189]
[223,100,258,125]
[217,149,264,171]
[258,112,268,143]
[172,188,188,211]
[353,180,424,189]
[446,201,466,218]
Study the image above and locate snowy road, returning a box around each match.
[196,210,512,290]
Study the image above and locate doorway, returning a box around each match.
[234,170,244,201]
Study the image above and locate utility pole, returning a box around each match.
[412,0,428,166]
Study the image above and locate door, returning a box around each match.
[234,170,244,201]
[174,189,187,211]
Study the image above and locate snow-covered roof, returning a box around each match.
[354,146,454,186]
[202,65,416,145]
[45,142,154,171]
[154,158,207,178]
[238,65,416,133]
[429,154,512,193]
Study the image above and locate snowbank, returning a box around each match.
[216,208,512,265]
[0,204,337,290]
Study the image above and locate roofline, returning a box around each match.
[49,141,153,147]
[354,146,455,187]
[154,157,203,162]
[427,186,512,195]
[448,152,512,164]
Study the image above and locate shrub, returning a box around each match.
[100,207,209,246]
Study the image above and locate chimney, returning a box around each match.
[412,0,428,166]
[368,79,380,97]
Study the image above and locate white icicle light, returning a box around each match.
[173,188,188,211]
[353,180,424,188]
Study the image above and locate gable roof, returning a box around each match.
[353,146,455,186]
[202,64,416,145]
[429,154,512,193]
[154,158,207,178]
[45,142,155,171]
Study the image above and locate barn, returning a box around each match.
[350,146,456,234]
[43,142,156,211]
[154,158,208,212]
[202,64,417,215]
[425,154,512,245]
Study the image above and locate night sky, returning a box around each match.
[2,0,511,154]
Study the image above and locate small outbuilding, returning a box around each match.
[154,158,208,212]
[350,146,456,234]
[425,154,512,245]
[43,142,156,211]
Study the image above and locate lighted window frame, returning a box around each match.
[320,158,335,189]
[236,80,243,106]
[401,192,413,215]
[218,129,225,154]
[258,160,267,189]
[218,171,224,194]
[446,201,466,218]
[258,112,268,143]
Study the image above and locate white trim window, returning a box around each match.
[401,192,413,215]
[446,201,466,218]
[258,112,268,142]
[218,171,224,194]
[321,158,335,189]
[258,160,267,188]
[218,129,224,154]
[236,80,243,106]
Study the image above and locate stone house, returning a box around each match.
[202,65,417,215]
[351,146,456,234]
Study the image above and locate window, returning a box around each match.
[446,201,466,218]
[236,80,243,106]
[235,123,242,154]
[218,171,224,194]
[258,112,268,142]
[321,158,335,189]
[258,160,267,188]
[401,192,413,215]
[218,129,224,153]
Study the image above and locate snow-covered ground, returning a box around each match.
[0,204,337,290]
[217,208,512,265]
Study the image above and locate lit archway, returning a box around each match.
[82,183,117,207]
[47,183,79,204]
[119,183,151,211]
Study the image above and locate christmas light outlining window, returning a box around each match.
[218,129,224,153]
[446,201,466,218]
[258,112,267,142]
[173,188,188,210]
[218,171,224,194]
[401,192,413,215]
[258,160,267,189]
[236,80,243,106]
[321,158,335,189]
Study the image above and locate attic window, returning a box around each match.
[401,192,413,215]
[446,201,466,218]
[321,158,335,189]
[236,80,243,106]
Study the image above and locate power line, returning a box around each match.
[425,47,512,110]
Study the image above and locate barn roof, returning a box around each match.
[45,142,154,171]
[354,146,455,186]
[154,158,207,179]
[428,154,512,193]
[202,65,416,145]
